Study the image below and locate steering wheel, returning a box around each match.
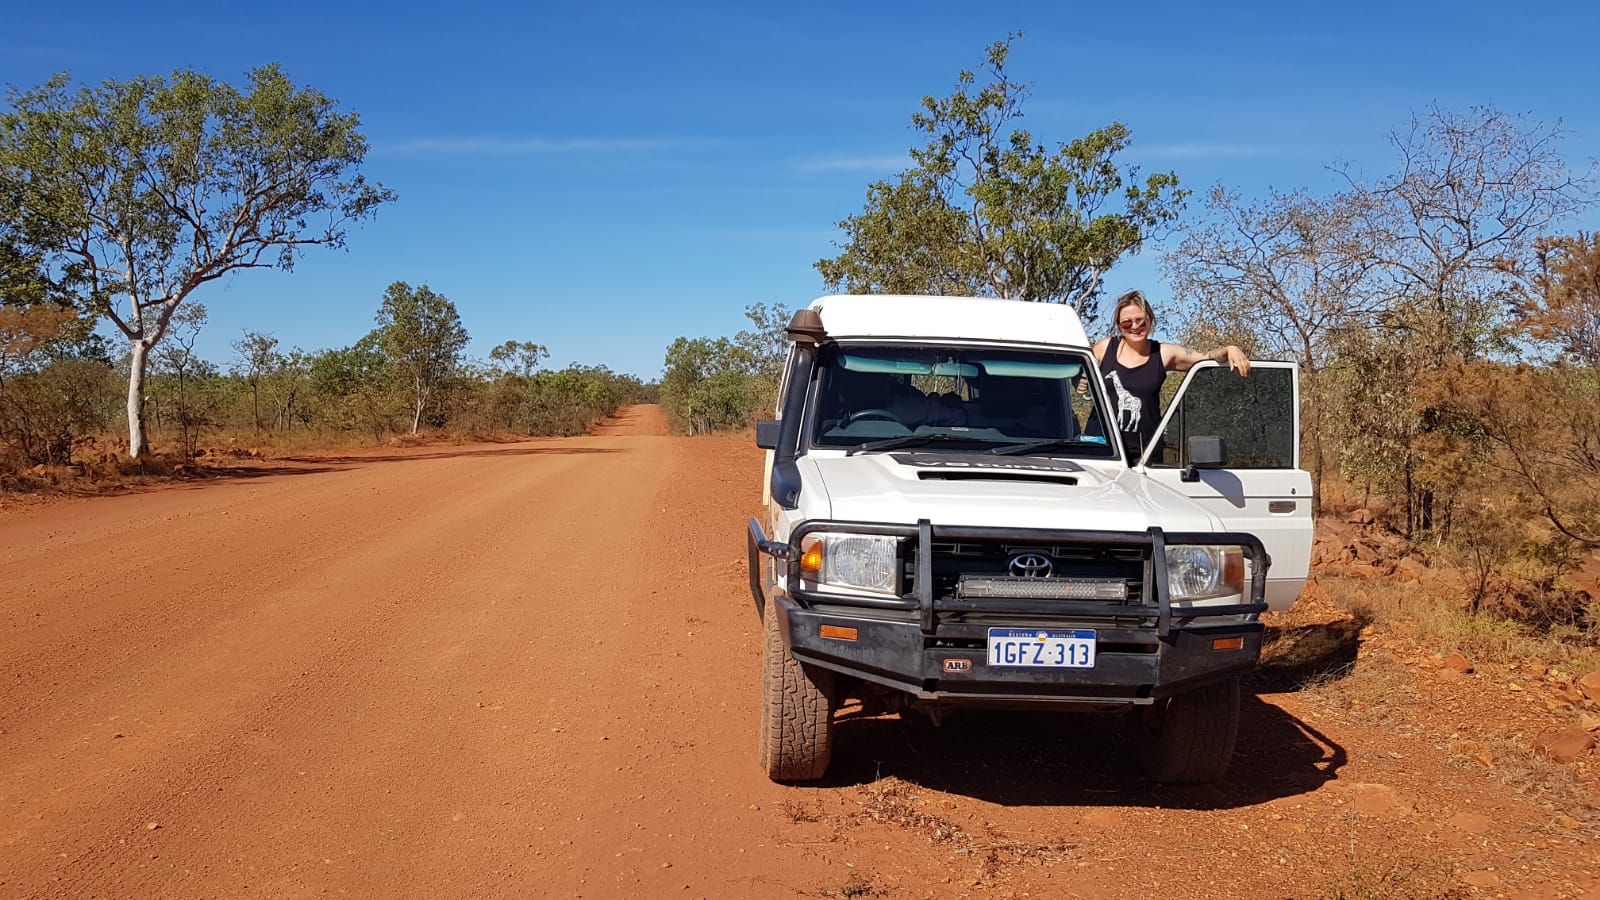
[846,408,900,424]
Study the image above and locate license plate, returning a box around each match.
[986,628,1096,668]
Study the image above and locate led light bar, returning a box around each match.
[956,577,1128,601]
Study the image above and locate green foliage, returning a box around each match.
[523,365,645,436]
[488,340,549,378]
[0,341,120,468]
[427,353,648,439]
[309,333,402,441]
[0,236,61,311]
[1321,107,1592,535]
[734,302,792,381]
[660,303,790,435]
[1,304,114,466]
[261,347,312,431]
[2,313,651,473]
[374,281,469,434]
[231,330,280,432]
[146,303,214,458]
[0,64,393,456]
[817,35,1187,327]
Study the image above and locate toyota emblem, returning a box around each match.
[1008,552,1053,578]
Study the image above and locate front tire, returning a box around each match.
[1135,676,1241,784]
[759,601,836,782]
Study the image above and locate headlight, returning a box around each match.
[1166,545,1244,601]
[799,533,900,594]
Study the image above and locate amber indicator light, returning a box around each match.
[1211,636,1245,651]
[800,544,824,574]
[1224,550,1245,589]
[819,625,858,641]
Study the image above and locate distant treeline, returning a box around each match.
[0,289,655,472]
[658,303,788,436]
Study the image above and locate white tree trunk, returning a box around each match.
[127,339,152,458]
[411,377,425,435]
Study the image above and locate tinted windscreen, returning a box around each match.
[809,344,1116,457]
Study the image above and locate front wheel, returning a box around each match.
[1134,676,1241,784]
[759,601,836,782]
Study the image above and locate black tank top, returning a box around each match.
[1098,336,1164,462]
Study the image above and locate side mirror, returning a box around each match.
[755,419,781,450]
[1181,435,1227,482]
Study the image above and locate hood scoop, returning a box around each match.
[916,470,1078,486]
[892,452,1086,487]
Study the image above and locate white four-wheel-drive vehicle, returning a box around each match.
[747,295,1313,783]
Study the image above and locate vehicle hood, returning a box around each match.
[798,451,1219,532]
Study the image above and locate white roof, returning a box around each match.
[807,295,1091,350]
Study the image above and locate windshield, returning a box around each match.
[809,344,1117,458]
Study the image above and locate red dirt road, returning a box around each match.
[3,405,1597,899]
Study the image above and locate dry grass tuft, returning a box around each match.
[855,778,966,844]
[1299,652,1417,727]
[782,799,824,824]
[1318,847,1468,900]
[1317,574,1600,674]
[1448,734,1600,825]
[846,778,1075,887]
[829,870,879,898]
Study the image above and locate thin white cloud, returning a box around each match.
[386,136,712,156]
[795,154,910,173]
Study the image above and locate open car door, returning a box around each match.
[1138,360,1312,610]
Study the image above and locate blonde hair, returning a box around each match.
[1112,289,1157,334]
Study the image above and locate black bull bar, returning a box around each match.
[747,518,1270,638]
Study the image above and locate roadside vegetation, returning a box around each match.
[0,282,651,492]
[0,66,652,490]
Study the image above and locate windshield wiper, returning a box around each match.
[988,438,1085,456]
[846,434,986,456]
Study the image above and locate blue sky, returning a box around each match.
[5,1,1598,378]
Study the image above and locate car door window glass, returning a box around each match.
[1151,366,1296,469]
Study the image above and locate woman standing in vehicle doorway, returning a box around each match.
[1092,289,1251,465]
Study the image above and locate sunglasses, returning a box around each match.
[1119,319,1149,331]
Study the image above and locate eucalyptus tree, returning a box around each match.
[263,348,312,431]
[817,36,1187,327]
[231,330,280,433]
[374,281,469,434]
[150,304,210,458]
[310,334,397,441]
[0,64,393,457]
[489,340,549,379]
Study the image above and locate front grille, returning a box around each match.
[905,539,1147,604]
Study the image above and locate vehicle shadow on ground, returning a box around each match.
[820,619,1362,810]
